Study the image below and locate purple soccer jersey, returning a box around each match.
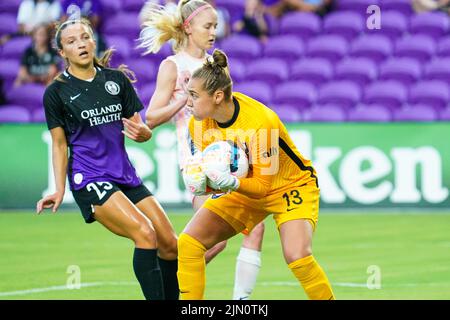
[43,67,143,191]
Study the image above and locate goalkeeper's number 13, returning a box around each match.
[283,189,303,209]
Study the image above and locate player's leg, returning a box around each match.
[193,194,228,264]
[93,191,164,300]
[135,195,179,300]
[178,207,243,299]
[232,221,265,300]
[279,218,335,300]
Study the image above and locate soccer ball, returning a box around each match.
[201,140,249,190]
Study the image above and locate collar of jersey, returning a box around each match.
[217,96,240,128]
[63,66,101,82]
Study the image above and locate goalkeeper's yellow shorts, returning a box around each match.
[203,182,319,233]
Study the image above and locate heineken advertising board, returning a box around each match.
[0,123,448,209]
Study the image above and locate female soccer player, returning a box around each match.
[36,18,178,300]
[180,49,335,300]
[138,0,263,300]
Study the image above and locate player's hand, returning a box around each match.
[122,112,152,142]
[182,153,208,196]
[201,160,240,192]
[36,192,64,214]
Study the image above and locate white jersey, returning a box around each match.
[166,51,207,169]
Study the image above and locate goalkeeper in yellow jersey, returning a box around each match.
[179,49,335,300]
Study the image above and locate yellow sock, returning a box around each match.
[177,233,207,300]
[288,255,335,300]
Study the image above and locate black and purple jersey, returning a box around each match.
[43,66,144,191]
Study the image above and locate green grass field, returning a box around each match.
[1,210,449,300]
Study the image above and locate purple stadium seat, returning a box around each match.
[31,108,46,123]
[6,83,46,109]
[408,80,450,111]
[245,58,289,86]
[393,105,439,122]
[0,105,31,123]
[380,0,413,16]
[272,104,303,123]
[378,58,422,86]
[103,13,141,38]
[424,58,450,84]
[99,0,122,16]
[263,35,304,62]
[439,106,450,120]
[279,12,321,40]
[125,58,156,84]
[137,82,156,107]
[1,37,32,59]
[334,58,377,87]
[337,0,380,13]
[347,104,392,122]
[323,11,365,40]
[216,0,245,23]
[122,0,146,12]
[290,58,334,86]
[317,81,362,110]
[306,35,349,63]
[104,35,131,63]
[273,81,317,110]
[134,42,173,64]
[227,58,246,83]
[363,81,408,111]
[234,81,272,105]
[219,34,262,62]
[0,14,18,35]
[303,105,347,122]
[409,12,450,40]
[350,34,393,63]
[437,37,450,57]
[0,0,22,14]
[0,59,20,82]
[265,14,280,36]
[370,11,408,41]
[395,35,436,63]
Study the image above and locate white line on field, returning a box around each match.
[1,281,447,297]
[0,281,136,297]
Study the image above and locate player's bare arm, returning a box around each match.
[145,59,188,129]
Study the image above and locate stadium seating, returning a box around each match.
[0,105,31,123]
[322,11,365,40]
[393,104,440,122]
[303,104,347,122]
[378,58,422,86]
[1,0,450,123]
[279,12,321,40]
[290,58,334,86]
[273,81,317,109]
[347,104,393,122]
[363,81,408,111]
[245,58,289,86]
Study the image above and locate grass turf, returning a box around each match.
[0,210,449,300]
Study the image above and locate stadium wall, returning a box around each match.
[0,123,449,209]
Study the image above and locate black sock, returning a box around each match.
[133,248,164,300]
[158,257,179,300]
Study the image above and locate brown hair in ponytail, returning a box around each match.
[192,49,233,100]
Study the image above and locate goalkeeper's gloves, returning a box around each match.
[201,162,240,192]
[182,154,207,196]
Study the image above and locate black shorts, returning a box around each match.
[72,182,153,224]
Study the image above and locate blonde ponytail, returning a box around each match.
[137,2,185,54]
[137,0,214,54]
